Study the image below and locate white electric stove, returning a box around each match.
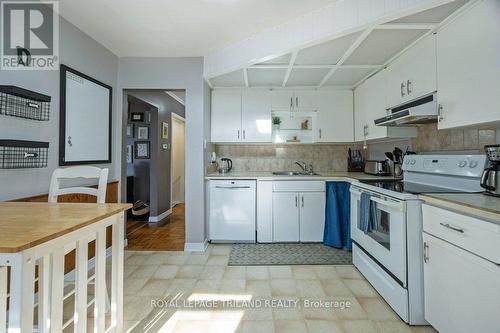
[350,154,486,325]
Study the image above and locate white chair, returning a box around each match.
[49,166,109,203]
[48,166,111,311]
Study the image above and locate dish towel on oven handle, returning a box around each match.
[359,192,377,234]
[324,181,352,250]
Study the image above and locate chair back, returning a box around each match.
[48,166,109,203]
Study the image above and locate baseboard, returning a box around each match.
[148,208,172,223]
[184,240,209,252]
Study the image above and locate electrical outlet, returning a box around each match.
[162,143,169,150]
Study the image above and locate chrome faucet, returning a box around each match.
[295,161,314,174]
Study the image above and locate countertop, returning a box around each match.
[420,193,500,223]
[205,171,398,182]
[0,202,131,253]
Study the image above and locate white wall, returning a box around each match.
[118,57,208,245]
[0,13,119,201]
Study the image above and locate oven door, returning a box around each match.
[350,186,407,286]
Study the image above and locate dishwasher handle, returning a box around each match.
[215,186,251,189]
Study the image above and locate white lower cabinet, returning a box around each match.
[273,192,300,242]
[272,181,325,242]
[422,204,500,333]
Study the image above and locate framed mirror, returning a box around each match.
[59,64,112,165]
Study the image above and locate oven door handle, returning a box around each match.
[370,196,405,211]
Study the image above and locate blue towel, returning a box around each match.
[324,182,352,250]
[359,192,372,233]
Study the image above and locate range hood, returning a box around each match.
[375,94,437,127]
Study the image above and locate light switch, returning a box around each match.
[163,143,169,150]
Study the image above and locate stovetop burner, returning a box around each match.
[359,179,480,194]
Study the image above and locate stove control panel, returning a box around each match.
[402,154,486,177]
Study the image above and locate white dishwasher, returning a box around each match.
[209,180,256,242]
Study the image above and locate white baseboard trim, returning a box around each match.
[148,208,172,223]
[184,240,209,252]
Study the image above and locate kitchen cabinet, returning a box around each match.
[422,204,500,332]
[436,0,500,129]
[273,192,300,242]
[385,34,437,108]
[299,192,326,242]
[257,180,273,243]
[316,90,354,142]
[211,89,242,142]
[354,69,417,142]
[211,89,272,143]
[272,181,325,242]
[242,90,272,142]
[271,90,318,112]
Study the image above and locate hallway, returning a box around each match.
[126,204,185,251]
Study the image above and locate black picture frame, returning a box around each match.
[130,112,144,122]
[59,64,112,166]
[134,141,150,159]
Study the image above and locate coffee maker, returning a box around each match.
[480,145,500,197]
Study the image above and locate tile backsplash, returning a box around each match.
[410,123,497,152]
[214,144,364,172]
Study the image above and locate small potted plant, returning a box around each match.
[272,116,281,131]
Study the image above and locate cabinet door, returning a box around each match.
[242,90,272,142]
[294,90,318,112]
[437,0,500,129]
[273,192,299,242]
[211,89,242,142]
[299,192,326,242]
[364,70,389,141]
[423,233,500,333]
[386,34,437,108]
[354,81,368,142]
[316,90,354,142]
[271,90,293,111]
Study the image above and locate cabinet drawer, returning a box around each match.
[422,204,500,264]
[273,181,325,192]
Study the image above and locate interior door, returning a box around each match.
[299,192,326,242]
[423,233,500,333]
[273,192,299,242]
[211,89,242,142]
[242,90,272,142]
[316,90,353,142]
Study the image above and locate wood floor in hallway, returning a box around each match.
[126,204,185,251]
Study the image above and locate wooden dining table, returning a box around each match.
[0,202,131,333]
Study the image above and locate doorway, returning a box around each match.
[171,113,185,208]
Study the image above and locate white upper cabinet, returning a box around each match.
[436,0,500,129]
[386,34,437,108]
[271,90,318,112]
[316,90,354,142]
[211,89,242,142]
[354,69,417,142]
[242,90,272,142]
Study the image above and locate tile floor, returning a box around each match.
[122,245,437,333]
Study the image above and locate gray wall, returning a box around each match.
[125,90,185,217]
[118,57,208,245]
[0,10,119,201]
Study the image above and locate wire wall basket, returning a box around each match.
[0,140,49,169]
[0,86,51,121]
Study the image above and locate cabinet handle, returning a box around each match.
[296,97,298,108]
[295,195,298,207]
[290,97,293,109]
[440,222,464,234]
[438,104,444,122]
[301,196,304,207]
[423,241,429,263]
[407,79,412,95]
[319,128,322,139]
[400,82,406,97]
[243,130,246,140]
[237,130,240,139]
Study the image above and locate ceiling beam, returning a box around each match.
[377,23,438,30]
[205,78,213,89]
[250,64,380,70]
[164,91,186,106]
[243,68,249,87]
[282,51,298,87]
[318,27,373,87]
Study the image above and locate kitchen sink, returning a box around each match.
[272,171,321,176]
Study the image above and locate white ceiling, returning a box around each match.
[58,0,338,57]
[209,0,469,88]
